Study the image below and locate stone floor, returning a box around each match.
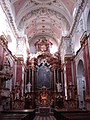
[33,115,56,120]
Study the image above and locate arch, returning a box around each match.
[77,60,86,109]
[77,60,84,76]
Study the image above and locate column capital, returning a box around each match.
[16,56,24,65]
[64,56,74,63]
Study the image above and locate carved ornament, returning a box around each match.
[80,31,88,46]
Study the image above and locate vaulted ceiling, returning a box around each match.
[11,0,77,50]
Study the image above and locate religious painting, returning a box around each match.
[37,61,52,89]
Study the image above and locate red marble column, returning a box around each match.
[65,58,73,99]
[24,68,27,94]
[0,44,4,70]
[16,58,23,96]
[12,61,15,89]
[30,58,37,92]
[65,58,72,85]
[73,60,77,85]
[82,39,90,95]
[51,64,57,92]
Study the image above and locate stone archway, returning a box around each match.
[77,60,86,109]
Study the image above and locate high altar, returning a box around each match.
[24,37,62,110]
[28,37,77,112]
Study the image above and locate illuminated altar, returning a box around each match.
[37,86,50,107]
[40,91,48,106]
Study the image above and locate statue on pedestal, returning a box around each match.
[26,82,32,92]
[56,82,62,92]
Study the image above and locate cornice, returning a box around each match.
[1,0,19,37]
[70,0,88,37]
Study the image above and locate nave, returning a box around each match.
[1,0,90,119]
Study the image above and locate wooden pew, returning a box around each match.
[62,115,90,120]
[54,109,90,120]
[0,113,28,120]
[61,112,90,120]
[0,109,35,120]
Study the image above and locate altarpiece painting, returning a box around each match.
[37,60,52,89]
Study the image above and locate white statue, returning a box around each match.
[26,82,32,92]
[56,82,62,92]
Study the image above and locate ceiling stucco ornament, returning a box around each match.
[16,0,72,27]
[20,8,64,24]
[18,7,70,31]
[32,0,65,9]
[70,0,88,36]
[30,0,53,4]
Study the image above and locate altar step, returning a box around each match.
[33,115,56,120]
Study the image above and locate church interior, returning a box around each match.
[0,0,90,120]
